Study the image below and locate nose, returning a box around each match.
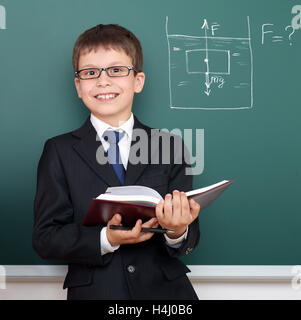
[96,70,112,87]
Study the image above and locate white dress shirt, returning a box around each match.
[90,113,188,255]
[90,112,133,170]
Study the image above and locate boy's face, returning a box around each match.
[74,46,145,126]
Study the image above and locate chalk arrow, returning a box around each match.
[201,19,209,30]
[204,88,211,96]
[202,19,212,95]
[201,19,214,96]
[205,72,211,89]
[205,81,211,89]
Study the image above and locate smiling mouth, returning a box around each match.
[95,93,119,101]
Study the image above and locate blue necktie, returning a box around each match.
[103,130,125,185]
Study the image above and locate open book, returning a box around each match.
[83,179,233,227]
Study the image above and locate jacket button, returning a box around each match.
[127,265,136,273]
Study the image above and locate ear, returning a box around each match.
[74,77,82,98]
[134,72,145,93]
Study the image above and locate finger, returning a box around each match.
[130,219,143,236]
[108,213,122,226]
[142,217,158,228]
[155,200,164,221]
[180,192,190,217]
[130,219,160,243]
[163,193,173,221]
[153,223,159,229]
[152,220,159,228]
[140,231,156,241]
[145,220,159,230]
[126,222,155,244]
[189,199,201,221]
[172,190,182,219]
[137,227,157,241]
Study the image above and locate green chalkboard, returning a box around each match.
[1,0,301,265]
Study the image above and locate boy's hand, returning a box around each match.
[106,214,159,247]
[155,190,200,239]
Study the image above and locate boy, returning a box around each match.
[33,24,200,300]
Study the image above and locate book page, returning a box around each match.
[97,181,230,204]
[185,180,229,197]
[104,185,163,200]
[96,193,161,205]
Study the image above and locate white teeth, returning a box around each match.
[96,94,118,99]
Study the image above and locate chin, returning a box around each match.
[91,109,125,121]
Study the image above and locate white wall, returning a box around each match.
[1,265,301,300]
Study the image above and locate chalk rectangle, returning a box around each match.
[186,49,230,75]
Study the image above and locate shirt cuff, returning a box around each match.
[100,227,120,255]
[164,226,189,248]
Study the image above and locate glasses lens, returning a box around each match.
[79,68,100,79]
[107,66,129,77]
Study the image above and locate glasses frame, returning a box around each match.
[75,66,137,80]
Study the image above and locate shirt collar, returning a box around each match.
[90,113,134,141]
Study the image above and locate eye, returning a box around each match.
[111,67,122,74]
[85,70,96,76]
[108,66,129,77]
[79,68,99,78]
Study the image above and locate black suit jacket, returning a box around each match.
[33,116,200,300]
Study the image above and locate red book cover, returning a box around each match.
[83,179,234,227]
[83,199,156,227]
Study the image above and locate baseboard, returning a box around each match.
[2,265,298,281]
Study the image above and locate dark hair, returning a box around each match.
[72,24,143,73]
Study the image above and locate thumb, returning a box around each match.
[109,213,122,225]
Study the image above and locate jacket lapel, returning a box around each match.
[72,117,121,187]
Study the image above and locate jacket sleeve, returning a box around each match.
[163,135,200,258]
[32,139,113,266]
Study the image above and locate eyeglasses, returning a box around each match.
[75,66,137,80]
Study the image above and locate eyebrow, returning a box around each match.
[80,62,127,69]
